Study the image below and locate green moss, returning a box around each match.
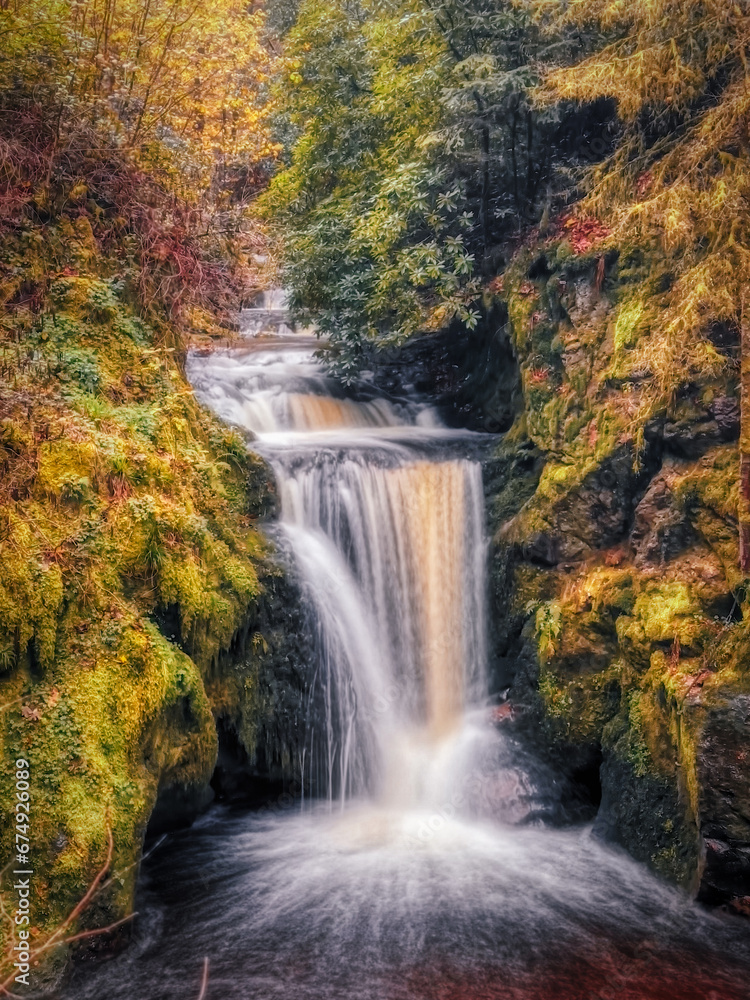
[536,461,584,501]
[0,207,277,967]
[613,582,721,668]
[489,231,750,893]
[625,691,652,777]
[613,298,646,353]
[537,664,568,718]
[0,551,64,673]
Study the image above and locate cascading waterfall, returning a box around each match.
[279,456,487,805]
[67,328,750,1000]
[188,338,489,810]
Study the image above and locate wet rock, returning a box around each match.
[366,303,522,431]
[700,840,750,907]
[147,782,215,836]
[662,417,722,458]
[522,531,564,566]
[695,694,750,907]
[526,445,655,563]
[709,396,740,441]
[595,769,699,885]
[660,398,730,458]
[630,470,696,567]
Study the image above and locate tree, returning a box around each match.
[264,0,589,378]
[1,0,279,203]
[0,0,281,325]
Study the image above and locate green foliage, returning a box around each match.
[535,599,562,664]
[56,348,102,395]
[264,0,592,377]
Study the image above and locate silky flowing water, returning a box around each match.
[61,332,750,1000]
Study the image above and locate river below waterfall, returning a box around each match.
[61,331,750,1000]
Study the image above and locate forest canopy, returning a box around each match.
[262,0,612,374]
[266,0,750,382]
[3,0,278,197]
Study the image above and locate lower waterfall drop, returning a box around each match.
[276,454,488,807]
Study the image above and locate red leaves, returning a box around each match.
[490,702,515,724]
[636,170,653,197]
[560,214,610,254]
[20,688,60,721]
[528,367,550,385]
[685,668,713,694]
[604,546,627,567]
[0,95,248,329]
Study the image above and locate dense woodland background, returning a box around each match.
[2,0,750,986]
[4,1,748,377]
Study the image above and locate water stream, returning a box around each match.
[62,331,750,1000]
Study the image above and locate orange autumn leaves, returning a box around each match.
[2,0,280,194]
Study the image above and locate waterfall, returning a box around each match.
[187,338,488,809]
[278,456,487,805]
[63,324,750,1000]
[68,328,750,1000]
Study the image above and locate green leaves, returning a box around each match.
[265,0,569,376]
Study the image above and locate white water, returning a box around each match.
[187,338,490,810]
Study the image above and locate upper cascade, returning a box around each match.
[186,339,441,439]
[240,288,301,338]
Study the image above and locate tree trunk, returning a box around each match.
[480,122,491,263]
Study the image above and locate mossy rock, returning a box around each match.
[0,207,308,980]
[488,234,750,904]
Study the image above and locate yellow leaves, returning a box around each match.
[542,0,748,117]
[542,0,750,414]
[69,181,88,203]
[544,41,704,120]
[7,0,279,188]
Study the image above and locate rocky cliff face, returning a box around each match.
[478,227,750,911]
